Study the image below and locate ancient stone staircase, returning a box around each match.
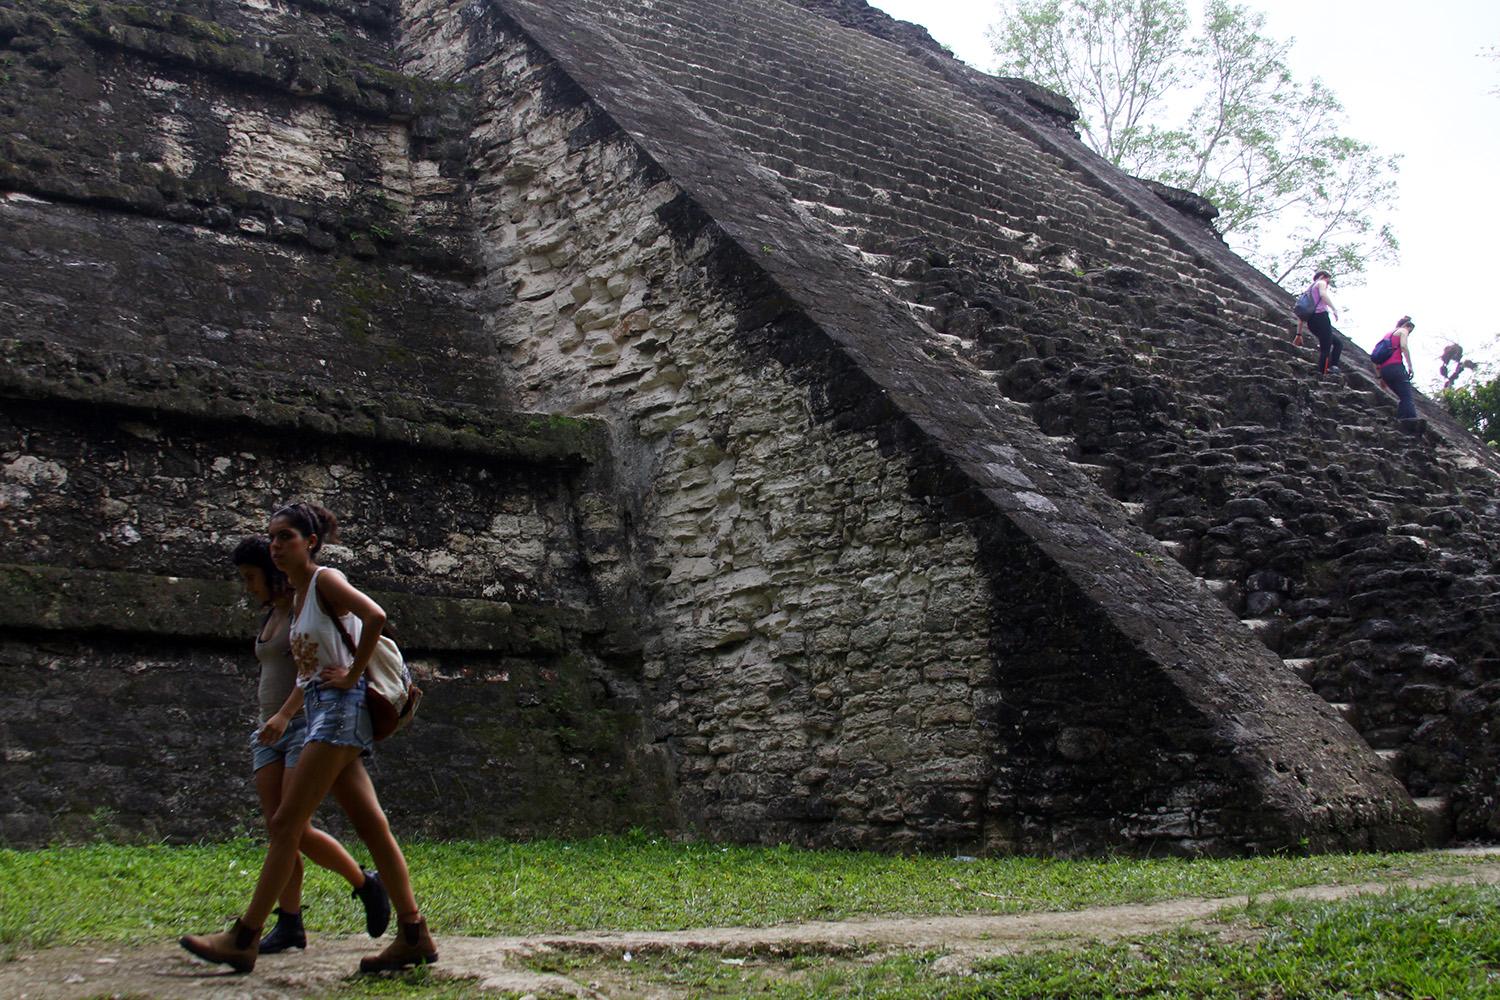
[891,246,1499,845]
[495,0,1500,845]
[1081,476,1457,848]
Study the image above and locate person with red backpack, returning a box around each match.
[1372,316,1418,419]
[1292,270,1341,375]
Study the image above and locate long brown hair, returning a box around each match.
[232,536,289,602]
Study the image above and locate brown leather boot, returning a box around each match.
[179,917,260,973]
[359,917,438,973]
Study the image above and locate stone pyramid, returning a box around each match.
[1,0,1495,855]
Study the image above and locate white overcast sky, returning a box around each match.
[868,0,1500,385]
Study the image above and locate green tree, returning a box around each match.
[984,0,1192,165]
[988,0,1400,286]
[1441,337,1500,445]
[1443,377,1500,447]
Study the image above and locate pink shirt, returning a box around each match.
[1312,279,1336,316]
[1382,330,1406,369]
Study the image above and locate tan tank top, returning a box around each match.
[254,608,298,722]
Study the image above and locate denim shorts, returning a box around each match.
[250,713,308,773]
[303,678,374,757]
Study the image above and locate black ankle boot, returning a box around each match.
[353,869,391,938]
[258,907,306,954]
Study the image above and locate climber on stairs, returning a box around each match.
[1374,316,1419,421]
[1294,270,1342,376]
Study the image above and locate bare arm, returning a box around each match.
[1400,330,1413,377]
[258,685,305,744]
[315,568,387,689]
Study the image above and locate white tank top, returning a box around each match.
[289,566,362,687]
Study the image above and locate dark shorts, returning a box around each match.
[303,678,374,757]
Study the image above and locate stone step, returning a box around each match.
[1240,617,1284,650]
[1202,578,1237,597]
[1327,702,1359,727]
[1068,460,1115,492]
[1119,501,1147,523]
[1374,747,1408,781]
[1414,796,1454,848]
[1042,435,1078,458]
[1362,724,1413,751]
[1282,657,1317,682]
[1157,539,1190,564]
[1200,578,1242,613]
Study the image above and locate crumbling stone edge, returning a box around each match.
[0,339,608,469]
[0,562,589,654]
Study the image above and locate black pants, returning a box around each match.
[1308,312,1340,372]
[1380,362,1417,419]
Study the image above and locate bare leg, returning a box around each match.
[253,762,304,911]
[330,760,420,921]
[283,766,367,889]
[243,741,362,929]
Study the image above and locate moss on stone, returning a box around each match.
[20,0,459,121]
[104,5,239,46]
[0,339,610,468]
[0,563,573,653]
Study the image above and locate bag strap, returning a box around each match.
[314,573,359,657]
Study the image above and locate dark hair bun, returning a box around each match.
[271,502,341,553]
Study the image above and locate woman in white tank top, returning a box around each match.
[183,504,436,975]
[231,536,390,955]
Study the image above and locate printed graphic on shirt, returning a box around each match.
[291,633,321,680]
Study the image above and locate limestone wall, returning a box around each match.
[0,1,470,273]
[3,0,1481,854]
[0,0,670,845]
[402,7,1002,851]
[402,0,1421,855]
[493,0,1497,845]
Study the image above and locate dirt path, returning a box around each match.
[6,862,1500,999]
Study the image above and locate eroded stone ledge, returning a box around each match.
[4,1,457,120]
[0,161,473,272]
[0,339,608,469]
[280,0,398,33]
[0,2,474,271]
[0,563,585,653]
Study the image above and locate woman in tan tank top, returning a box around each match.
[183,505,435,975]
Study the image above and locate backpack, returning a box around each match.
[324,589,422,740]
[1371,332,1397,367]
[1292,283,1319,321]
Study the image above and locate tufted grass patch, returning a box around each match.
[504,884,1500,999]
[784,884,1500,999]
[1,831,1496,956]
[315,966,491,999]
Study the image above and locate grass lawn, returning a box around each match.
[763,885,1500,998]
[307,884,1500,998]
[2,832,1497,956]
